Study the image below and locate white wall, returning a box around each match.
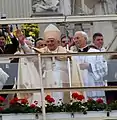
[92,2,115,50]
[0,0,32,18]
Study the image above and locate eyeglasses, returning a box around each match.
[61,41,66,43]
[40,44,46,47]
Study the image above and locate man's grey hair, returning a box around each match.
[75,31,88,41]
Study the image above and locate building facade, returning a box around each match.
[0,0,32,18]
[0,0,117,51]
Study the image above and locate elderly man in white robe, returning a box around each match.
[13,29,41,105]
[37,24,71,103]
[73,31,108,101]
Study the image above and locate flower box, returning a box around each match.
[0,113,38,120]
[1,111,117,120]
[0,92,117,120]
[40,111,117,120]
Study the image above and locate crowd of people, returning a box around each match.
[0,23,112,105]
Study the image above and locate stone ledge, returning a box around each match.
[31,12,63,17]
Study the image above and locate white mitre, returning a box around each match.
[44,24,61,41]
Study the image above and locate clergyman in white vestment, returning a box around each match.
[34,24,83,103]
[35,24,71,104]
[73,31,107,101]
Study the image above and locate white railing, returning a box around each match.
[0,52,117,120]
[0,15,117,24]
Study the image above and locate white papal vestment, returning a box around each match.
[39,46,70,104]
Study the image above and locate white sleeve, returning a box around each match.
[21,43,35,54]
[0,68,9,85]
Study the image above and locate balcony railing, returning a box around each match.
[0,52,117,119]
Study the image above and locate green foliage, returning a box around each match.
[84,99,106,111]
[21,23,40,39]
[0,94,117,114]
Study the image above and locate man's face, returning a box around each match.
[74,33,86,48]
[36,40,46,49]
[93,36,104,49]
[46,38,58,51]
[61,37,70,47]
[61,38,67,47]
[0,36,5,47]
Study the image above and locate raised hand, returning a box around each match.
[16,29,25,45]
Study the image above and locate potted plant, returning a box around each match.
[0,96,41,120]
[0,92,117,120]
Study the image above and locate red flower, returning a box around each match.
[13,97,19,101]
[10,97,18,104]
[10,99,16,104]
[77,95,84,101]
[21,99,28,105]
[47,97,55,103]
[0,96,5,102]
[87,98,93,102]
[45,95,51,101]
[96,98,103,104]
[72,92,79,99]
[0,107,3,111]
[45,95,55,103]
[30,104,36,108]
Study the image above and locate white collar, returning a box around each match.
[79,45,87,51]
[47,46,59,53]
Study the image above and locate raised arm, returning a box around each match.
[16,29,33,54]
